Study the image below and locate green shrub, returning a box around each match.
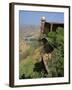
[47,27,64,77]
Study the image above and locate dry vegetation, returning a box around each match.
[19,26,64,79]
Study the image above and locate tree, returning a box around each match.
[47,27,64,77]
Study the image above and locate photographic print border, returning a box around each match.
[9,2,70,87]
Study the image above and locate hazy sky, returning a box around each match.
[19,10,64,26]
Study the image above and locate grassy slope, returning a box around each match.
[19,26,64,79]
[19,25,41,79]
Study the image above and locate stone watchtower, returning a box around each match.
[40,16,46,34]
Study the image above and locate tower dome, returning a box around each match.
[41,16,46,21]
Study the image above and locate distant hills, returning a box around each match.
[19,25,40,41]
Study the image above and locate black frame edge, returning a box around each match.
[9,3,14,87]
[9,2,70,8]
